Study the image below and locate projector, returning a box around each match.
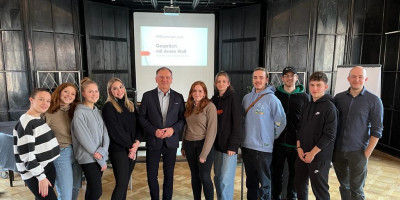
[163,5,180,16]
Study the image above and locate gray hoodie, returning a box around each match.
[71,104,110,167]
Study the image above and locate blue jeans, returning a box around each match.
[53,145,82,200]
[242,147,273,200]
[214,150,237,200]
[333,150,368,200]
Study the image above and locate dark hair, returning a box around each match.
[30,88,50,98]
[309,71,328,84]
[156,67,173,76]
[47,83,80,118]
[253,67,269,79]
[214,71,234,91]
[184,81,211,118]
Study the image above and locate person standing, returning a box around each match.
[294,72,337,200]
[44,83,82,200]
[102,78,142,200]
[71,77,110,200]
[139,67,185,200]
[181,81,217,200]
[14,88,60,199]
[211,71,242,200]
[333,66,383,200]
[242,67,287,200]
[272,67,309,200]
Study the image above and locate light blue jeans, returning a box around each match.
[53,145,82,200]
[214,150,237,200]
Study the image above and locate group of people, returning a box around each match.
[13,77,138,200]
[12,65,383,200]
[244,66,383,200]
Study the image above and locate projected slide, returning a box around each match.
[134,12,215,101]
[140,26,208,66]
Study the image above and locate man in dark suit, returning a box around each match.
[139,67,185,200]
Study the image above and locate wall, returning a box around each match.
[218,4,263,99]
[0,0,81,121]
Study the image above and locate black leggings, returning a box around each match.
[109,151,136,200]
[81,162,103,200]
[24,162,57,200]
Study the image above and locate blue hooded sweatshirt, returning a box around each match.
[242,86,287,153]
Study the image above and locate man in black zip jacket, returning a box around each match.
[294,72,338,200]
[272,67,309,200]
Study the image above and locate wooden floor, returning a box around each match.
[1,150,399,200]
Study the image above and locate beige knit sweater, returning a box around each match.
[183,102,217,160]
[44,105,72,148]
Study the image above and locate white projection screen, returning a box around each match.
[334,65,382,98]
[133,12,215,101]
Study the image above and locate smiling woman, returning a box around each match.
[13,88,60,200]
[71,77,110,200]
[44,83,82,200]
[182,81,217,200]
[102,77,142,199]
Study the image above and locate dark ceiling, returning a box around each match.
[88,0,264,12]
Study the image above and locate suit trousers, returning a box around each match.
[146,142,177,200]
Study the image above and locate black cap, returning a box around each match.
[282,67,297,75]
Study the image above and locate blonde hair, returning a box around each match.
[106,77,134,113]
[80,77,97,92]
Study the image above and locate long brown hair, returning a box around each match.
[105,77,134,113]
[47,82,80,118]
[184,81,210,118]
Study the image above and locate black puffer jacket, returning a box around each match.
[211,89,242,153]
[297,94,338,162]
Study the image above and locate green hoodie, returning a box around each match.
[277,84,305,95]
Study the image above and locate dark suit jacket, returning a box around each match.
[139,88,185,150]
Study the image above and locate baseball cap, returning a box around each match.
[282,67,297,75]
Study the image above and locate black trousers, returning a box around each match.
[294,158,331,200]
[184,139,215,200]
[271,144,297,200]
[24,162,57,200]
[146,142,177,200]
[81,162,104,200]
[109,151,136,200]
[242,147,273,200]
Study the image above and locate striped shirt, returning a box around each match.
[13,114,60,181]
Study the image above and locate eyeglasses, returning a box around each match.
[283,74,297,78]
